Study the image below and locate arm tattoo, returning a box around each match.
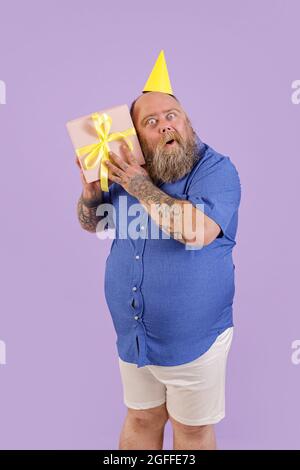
[128,175,188,242]
[77,194,104,233]
[128,175,174,208]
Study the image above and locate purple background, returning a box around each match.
[0,0,299,450]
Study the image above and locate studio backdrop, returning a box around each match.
[0,0,299,450]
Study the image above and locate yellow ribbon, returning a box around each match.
[75,112,136,192]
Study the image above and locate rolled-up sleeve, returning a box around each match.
[176,156,241,240]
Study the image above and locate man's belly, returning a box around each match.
[104,242,235,338]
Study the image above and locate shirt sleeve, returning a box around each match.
[178,155,241,240]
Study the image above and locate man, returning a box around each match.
[76,89,241,450]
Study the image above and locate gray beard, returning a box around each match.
[139,129,199,185]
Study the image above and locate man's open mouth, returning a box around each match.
[165,139,176,146]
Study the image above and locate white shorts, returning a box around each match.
[118,327,233,426]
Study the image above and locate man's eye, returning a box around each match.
[167,113,176,119]
[147,118,156,125]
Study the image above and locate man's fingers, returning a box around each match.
[108,151,129,172]
[106,159,124,177]
[121,142,139,165]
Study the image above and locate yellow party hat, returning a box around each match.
[142,50,173,95]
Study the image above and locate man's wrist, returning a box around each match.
[81,192,103,208]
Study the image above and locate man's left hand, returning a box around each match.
[104,143,152,197]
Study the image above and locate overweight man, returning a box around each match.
[76,90,241,450]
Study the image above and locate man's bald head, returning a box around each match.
[130,91,183,124]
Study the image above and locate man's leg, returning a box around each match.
[169,416,216,450]
[119,403,169,450]
[153,328,234,450]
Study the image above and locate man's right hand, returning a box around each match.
[75,156,112,202]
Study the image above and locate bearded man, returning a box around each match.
[76,90,241,450]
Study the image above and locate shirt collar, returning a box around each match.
[195,133,206,156]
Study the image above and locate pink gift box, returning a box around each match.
[66,104,145,190]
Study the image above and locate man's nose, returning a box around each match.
[159,125,173,134]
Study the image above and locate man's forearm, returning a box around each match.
[77,193,104,233]
[128,176,204,244]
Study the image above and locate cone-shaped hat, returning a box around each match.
[142,50,173,94]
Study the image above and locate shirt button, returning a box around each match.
[132,286,137,291]
[135,255,140,260]
[134,315,139,320]
[140,225,145,230]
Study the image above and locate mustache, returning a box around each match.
[157,131,183,148]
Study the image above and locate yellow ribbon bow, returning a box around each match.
[76,112,136,192]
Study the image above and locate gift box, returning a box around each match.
[66,104,145,192]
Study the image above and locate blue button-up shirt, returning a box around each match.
[102,134,241,367]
